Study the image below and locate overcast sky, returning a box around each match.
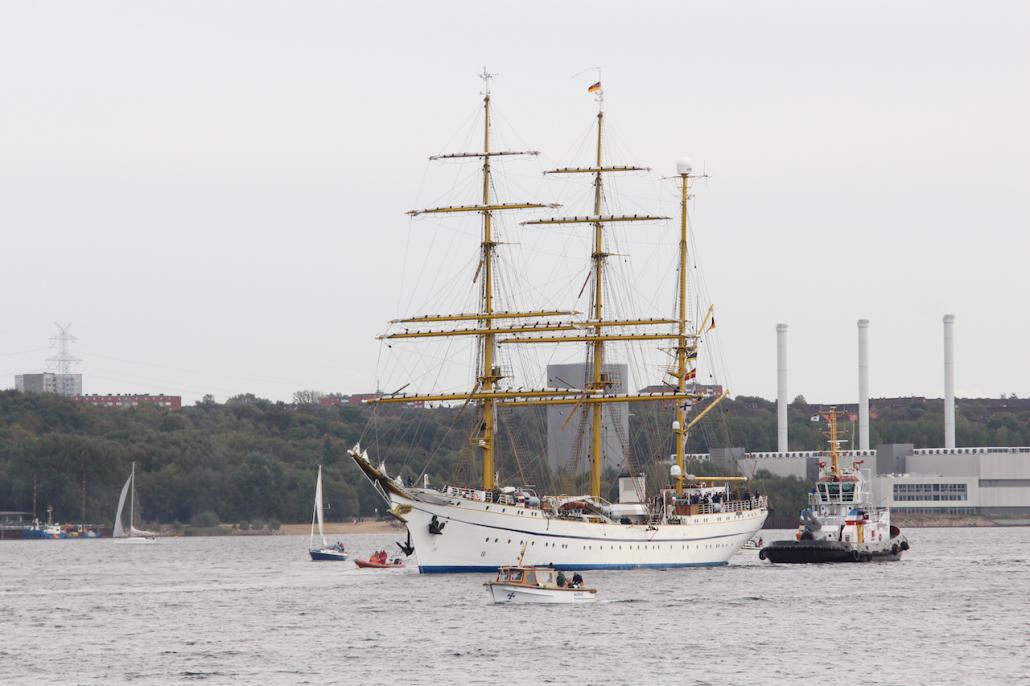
[2,1,1028,406]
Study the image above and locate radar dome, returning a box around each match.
[670,464,682,478]
[676,157,693,175]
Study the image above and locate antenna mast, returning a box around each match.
[47,322,80,375]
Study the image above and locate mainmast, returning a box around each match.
[588,98,605,500]
[521,84,673,501]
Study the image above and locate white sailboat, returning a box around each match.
[113,462,157,543]
[349,75,767,573]
[309,465,347,561]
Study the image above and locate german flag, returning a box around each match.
[587,81,602,93]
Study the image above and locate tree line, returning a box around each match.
[0,389,1025,527]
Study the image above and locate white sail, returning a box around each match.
[311,466,327,548]
[113,474,131,538]
[115,463,158,540]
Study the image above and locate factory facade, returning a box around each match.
[727,445,1030,516]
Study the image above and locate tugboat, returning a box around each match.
[760,409,910,564]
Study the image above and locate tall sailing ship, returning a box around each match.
[350,72,766,572]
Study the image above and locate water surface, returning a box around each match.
[1,528,1027,684]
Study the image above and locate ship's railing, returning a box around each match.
[669,496,766,516]
[808,493,860,506]
[443,486,534,508]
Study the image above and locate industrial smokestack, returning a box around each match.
[777,323,788,452]
[858,319,870,450]
[943,314,956,449]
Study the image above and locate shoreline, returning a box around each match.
[279,520,401,535]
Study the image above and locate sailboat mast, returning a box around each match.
[590,102,605,501]
[675,170,690,495]
[129,461,135,529]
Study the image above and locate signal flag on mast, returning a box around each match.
[587,81,602,93]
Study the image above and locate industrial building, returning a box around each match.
[722,315,1030,516]
[546,362,628,473]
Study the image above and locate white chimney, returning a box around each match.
[777,323,788,452]
[858,319,870,451]
[943,314,956,449]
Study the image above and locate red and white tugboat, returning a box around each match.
[760,409,909,564]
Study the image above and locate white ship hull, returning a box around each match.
[392,490,767,573]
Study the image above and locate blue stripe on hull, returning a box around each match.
[419,561,729,574]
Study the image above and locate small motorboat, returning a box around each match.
[485,565,597,604]
[354,557,405,569]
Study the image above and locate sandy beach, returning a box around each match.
[279,520,401,535]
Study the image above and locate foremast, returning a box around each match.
[480,71,498,491]
[371,71,562,492]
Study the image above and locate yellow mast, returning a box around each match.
[521,85,675,501]
[480,69,497,491]
[823,407,842,478]
[386,70,555,491]
[674,167,690,496]
[589,100,605,500]
[390,78,702,500]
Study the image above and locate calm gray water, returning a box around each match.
[1,528,1027,685]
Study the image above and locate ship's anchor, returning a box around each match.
[396,530,415,556]
[428,514,446,535]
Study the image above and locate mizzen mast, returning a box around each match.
[673,159,696,496]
